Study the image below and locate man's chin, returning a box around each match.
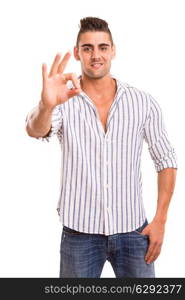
[84,70,109,80]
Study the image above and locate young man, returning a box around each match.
[25,17,178,278]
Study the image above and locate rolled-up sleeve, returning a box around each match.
[143,94,178,172]
[25,105,63,142]
[36,104,63,142]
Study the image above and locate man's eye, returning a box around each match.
[101,47,107,51]
[84,47,91,51]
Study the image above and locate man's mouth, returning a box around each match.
[90,63,103,69]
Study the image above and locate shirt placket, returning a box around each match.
[79,85,124,235]
[102,135,113,235]
[80,97,111,235]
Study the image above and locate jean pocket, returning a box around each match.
[134,220,149,237]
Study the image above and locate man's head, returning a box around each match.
[74,17,115,80]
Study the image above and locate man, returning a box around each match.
[25,17,178,278]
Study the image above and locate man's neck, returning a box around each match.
[80,74,116,102]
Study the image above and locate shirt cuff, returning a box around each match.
[154,149,178,172]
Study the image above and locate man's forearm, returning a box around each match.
[153,168,177,224]
[26,100,53,138]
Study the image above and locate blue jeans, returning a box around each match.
[59,219,155,278]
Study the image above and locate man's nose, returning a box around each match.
[91,48,101,59]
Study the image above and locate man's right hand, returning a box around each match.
[41,52,82,110]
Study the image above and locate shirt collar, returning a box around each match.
[76,74,127,96]
[66,74,128,105]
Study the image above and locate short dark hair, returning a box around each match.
[76,17,114,47]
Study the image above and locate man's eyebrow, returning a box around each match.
[99,43,110,47]
[80,43,110,47]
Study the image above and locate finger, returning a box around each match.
[149,251,160,263]
[42,63,48,85]
[67,88,82,99]
[57,51,71,73]
[146,244,161,264]
[145,242,155,263]
[49,53,62,77]
[145,242,161,264]
[141,228,149,236]
[62,73,81,89]
[146,251,160,264]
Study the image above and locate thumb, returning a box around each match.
[67,88,82,98]
[141,226,150,236]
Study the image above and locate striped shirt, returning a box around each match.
[28,75,178,235]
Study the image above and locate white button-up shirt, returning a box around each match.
[28,75,178,235]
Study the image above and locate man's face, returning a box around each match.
[74,31,115,79]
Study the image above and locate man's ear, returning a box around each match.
[74,46,80,61]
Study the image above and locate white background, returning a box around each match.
[0,0,184,277]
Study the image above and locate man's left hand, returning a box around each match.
[141,220,165,264]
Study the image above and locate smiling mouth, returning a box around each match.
[90,63,103,69]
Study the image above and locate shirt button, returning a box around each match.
[106,161,109,165]
[105,184,109,188]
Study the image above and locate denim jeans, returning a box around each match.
[59,219,155,278]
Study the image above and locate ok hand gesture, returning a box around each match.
[41,52,82,110]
